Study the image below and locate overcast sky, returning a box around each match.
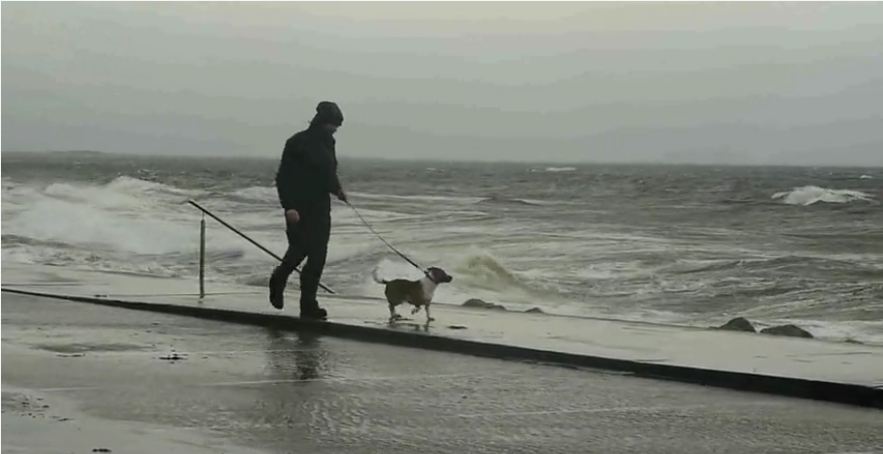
[3,2,882,165]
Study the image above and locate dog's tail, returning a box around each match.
[372,268,389,285]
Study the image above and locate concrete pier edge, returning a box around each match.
[4,287,882,409]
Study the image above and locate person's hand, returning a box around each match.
[285,209,300,224]
[336,189,348,203]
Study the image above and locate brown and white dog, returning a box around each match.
[373,267,453,324]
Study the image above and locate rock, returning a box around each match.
[525,307,545,314]
[462,299,506,311]
[717,317,756,332]
[462,298,488,307]
[760,324,813,338]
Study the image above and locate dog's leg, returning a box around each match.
[388,304,401,323]
[411,305,421,315]
[426,304,435,323]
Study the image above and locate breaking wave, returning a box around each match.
[771,186,875,206]
[2,177,242,257]
[229,185,277,203]
[451,253,562,297]
[531,166,577,173]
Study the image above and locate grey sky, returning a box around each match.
[2,2,882,165]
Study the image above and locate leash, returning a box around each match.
[345,200,426,272]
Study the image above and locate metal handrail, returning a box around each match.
[187,199,336,295]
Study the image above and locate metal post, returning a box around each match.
[186,199,335,294]
[199,213,206,299]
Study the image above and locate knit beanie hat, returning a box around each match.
[312,101,343,126]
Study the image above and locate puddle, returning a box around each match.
[33,343,150,354]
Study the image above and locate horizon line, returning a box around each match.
[2,149,882,169]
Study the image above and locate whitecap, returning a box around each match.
[771,185,874,206]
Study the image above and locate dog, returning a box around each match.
[373,267,453,324]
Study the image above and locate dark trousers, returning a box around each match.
[270,212,330,311]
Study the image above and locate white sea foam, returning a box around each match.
[349,191,483,204]
[8,196,197,255]
[106,175,199,197]
[771,185,874,206]
[530,166,577,173]
[230,186,276,202]
[3,178,235,256]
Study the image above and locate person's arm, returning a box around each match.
[329,143,347,202]
[276,139,307,217]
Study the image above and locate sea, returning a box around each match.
[3,151,882,344]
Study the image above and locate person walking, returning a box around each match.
[269,101,347,319]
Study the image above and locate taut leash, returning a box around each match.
[345,200,426,272]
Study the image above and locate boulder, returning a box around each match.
[760,324,813,339]
[717,317,756,332]
[525,307,545,314]
[462,299,506,311]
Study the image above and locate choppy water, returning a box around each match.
[3,151,882,343]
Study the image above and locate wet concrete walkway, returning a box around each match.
[3,263,882,408]
[4,292,883,454]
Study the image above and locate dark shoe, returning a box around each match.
[269,275,285,309]
[300,306,327,320]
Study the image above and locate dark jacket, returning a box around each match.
[275,126,342,214]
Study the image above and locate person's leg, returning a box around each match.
[299,217,331,317]
[269,222,308,309]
